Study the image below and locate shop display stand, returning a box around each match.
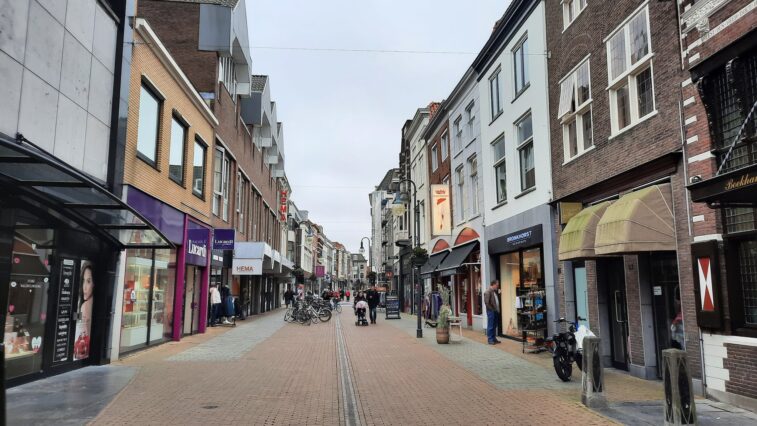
[519,290,547,354]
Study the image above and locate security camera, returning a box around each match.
[689,175,702,184]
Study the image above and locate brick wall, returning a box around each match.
[428,122,451,185]
[624,255,645,366]
[123,30,213,222]
[586,260,600,337]
[723,343,757,399]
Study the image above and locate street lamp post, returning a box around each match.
[393,179,422,338]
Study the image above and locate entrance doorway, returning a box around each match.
[573,263,590,329]
[182,266,200,335]
[601,258,629,370]
[650,253,683,378]
[455,277,472,327]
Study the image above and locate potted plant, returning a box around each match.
[436,286,452,344]
[411,247,429,266]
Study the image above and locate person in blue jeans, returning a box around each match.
[484,280,501,345]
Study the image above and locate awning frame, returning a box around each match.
[436,241,479,277]
[0,133,174,249]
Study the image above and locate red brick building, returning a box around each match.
[678,0,757,411]
[547,0,700,384]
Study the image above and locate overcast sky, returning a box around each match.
[248,0,509,254]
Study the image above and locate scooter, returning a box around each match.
[547,317,593,382]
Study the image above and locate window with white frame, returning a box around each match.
[468,155,479,216]
[455,165,466,223]
[441,130,449,160]
[465,100,475,136]
[513,36,530,96]
[222,154,231,221]
[563,0,588,29]
[212,148,223,216]
[558,58,593,160]
[489,68,503,119]
[453,115,463,153]
[492,135,507,203]
[235,172,243,233]
[606,5,655,135]
[218,56,237,98]
[192,138,206,198]
[431,144,438,171]
[516,113,535,191]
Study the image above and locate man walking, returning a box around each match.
[284,287,293,307]
[366,286,380,324]
[484,280,501,345]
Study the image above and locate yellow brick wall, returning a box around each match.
[124,31,214,223]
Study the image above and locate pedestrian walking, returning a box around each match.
[209,284,222,326]
[284,287,294,307]
[484,280,501,345]
[366,286,380,324]
[346,289,351,302]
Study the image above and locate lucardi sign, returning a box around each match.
[186,228,209,266]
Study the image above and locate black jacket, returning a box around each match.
[366,290,380,308]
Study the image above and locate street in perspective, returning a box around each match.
[1,0,757,425]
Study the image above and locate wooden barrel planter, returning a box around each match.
[436,327,450,344]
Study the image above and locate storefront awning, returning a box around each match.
[688,163,757,207]
[420,251,448,279]
[436,241,478,277]
[594,184,675,255]
[558,201,613,260]
[0,134,173,249]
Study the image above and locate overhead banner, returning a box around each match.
[431,184,451,236]
[232,258,263,275]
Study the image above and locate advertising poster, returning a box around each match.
[431,184,451,236]
[73,260,94,360]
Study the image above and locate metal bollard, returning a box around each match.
[663,349,697,425]
[581,336,607,408]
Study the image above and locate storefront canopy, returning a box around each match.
[558,201,613,261]
[420,250,448,279]
[436,241,478,277]
[594,184,675,255]
[688,163,757,207]
[0,134,173,249]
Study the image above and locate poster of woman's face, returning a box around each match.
[74,261,94,360]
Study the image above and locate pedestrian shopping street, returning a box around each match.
[8,305,757,426]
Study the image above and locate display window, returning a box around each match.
[498,246,546,342]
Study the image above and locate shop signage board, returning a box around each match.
[431,184,451,236]
[186,228,209,266]
[213,229,235,250]
[279,190,289,221]
[559,202,583,225]
[53,259,76,364]
[231,258,263,275]
[691,241,722,329]
[315,265,325,278]
[385,295,401,319]
[487,225,543,254]
[688,163,757,206]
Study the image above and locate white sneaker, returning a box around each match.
[223,319,232,325]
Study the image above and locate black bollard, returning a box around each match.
[663,349,697,425]
[581,336,607,408]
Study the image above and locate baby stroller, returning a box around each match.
[355,300,369,326]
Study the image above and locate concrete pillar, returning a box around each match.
[581,336,607,409]
[663,349,697,425]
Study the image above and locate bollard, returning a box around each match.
[663,349,697,425]
[581,336,607,409]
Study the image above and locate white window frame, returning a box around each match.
[468,155,479,216]
[513,35,530,97]
[562,0,588,30]
[222,155,231,221]
[489,68,503,120]
[491,134,507,203]
[465,100,476,136]
[605,4,656,136]
[453,115,463,154]
[455,165,466,224]
[515,112,535,192]
[431,143,439,172]
[218,56,237,99]
[212,147,224,216]
[441,130,449,160]
[558,56,594,162]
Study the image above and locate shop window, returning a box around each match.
[725,207,757,234]
[513,36,529,97]
[192,138,206,198]
[168,115,187,185]
[516,113,535,191]
[492,134,507,203]
[4,229,54,379]
[498,246,544,340]
[739,241,757,325]
[136,83,162,165]
[558,57,593,161]
[606,6,655,135]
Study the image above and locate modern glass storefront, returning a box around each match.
[498,246,545,340]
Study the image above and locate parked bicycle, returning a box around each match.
[546,317,594,382]
[284,298,332,325]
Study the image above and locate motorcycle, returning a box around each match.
[547,317,593,382]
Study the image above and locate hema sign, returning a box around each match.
[232,258,263,275]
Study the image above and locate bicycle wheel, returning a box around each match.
[284,309,293,322]
[296,310,310,325]
[335,304,342,314]
[318,308,332,322]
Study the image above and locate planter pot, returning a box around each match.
[436,327,450,344]
[412,256,428,267]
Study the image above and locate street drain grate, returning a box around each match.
[202,405,219,410]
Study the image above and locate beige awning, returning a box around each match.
[558,201,614,260]
[594,184,675,255]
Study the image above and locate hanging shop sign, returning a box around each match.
[213,229,235,250]
[315,265,325,278]
[232,258,263,275]
[691,241,722,329]
[53,259,76,364]
[431,184,451,236]
[559,202,583,225]
[487,225,543,254]
[279,190,289,221]
[186,228,209,266]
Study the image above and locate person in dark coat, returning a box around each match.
[365,286,380,324]
[284,287,294,307]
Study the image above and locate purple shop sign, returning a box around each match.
[315,265,325,278]
[186,228,209,266]
[213,229,236,250]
